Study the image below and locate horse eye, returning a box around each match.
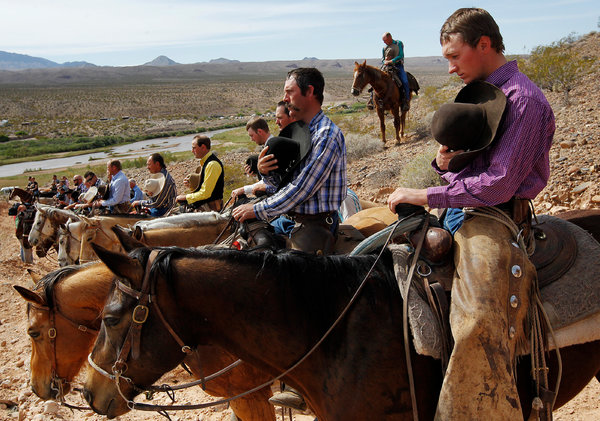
[27,329,41,339]
[103,316,120,327]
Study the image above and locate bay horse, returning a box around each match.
[13,262,277,421]
[351,60,420,144]
[9,187,34,204]
[83,241,600,420]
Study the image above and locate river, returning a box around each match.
[0,128,232,177]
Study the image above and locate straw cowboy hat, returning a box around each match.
[81,186,98,204]
[143,173,166,197]
[265,121,311,186]
[188,173,202,192]
[431,80,507,172]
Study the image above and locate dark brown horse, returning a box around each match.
[9,187,34,204]
[351,60,419,144]
[82,240,600,420]
[13,262,276,421]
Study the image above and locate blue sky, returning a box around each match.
[2,0,598,66]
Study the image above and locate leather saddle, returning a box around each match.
[416,216,579,291]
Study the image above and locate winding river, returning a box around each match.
[0,128,232,177]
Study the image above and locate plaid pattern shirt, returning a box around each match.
[140,168,177,211]
[254,110,347,219]
[427,60,555,208]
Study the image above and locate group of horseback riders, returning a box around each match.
[8,7,561,420]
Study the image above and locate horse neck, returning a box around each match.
[54,263,114,327]
[165,252,390,377]
[142,218,229,247]
[366,67,390,94]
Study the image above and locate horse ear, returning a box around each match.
[91,243,144,282]
[362,60,366,66]
[112,225,146,252]
[27,269,43,285]
[13,285,46,307]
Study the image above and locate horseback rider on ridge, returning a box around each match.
[382,31,411,111]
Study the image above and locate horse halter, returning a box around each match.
[29,299,98,406]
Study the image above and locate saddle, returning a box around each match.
[393,214,600,360]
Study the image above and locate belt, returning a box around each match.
[289,211,337,224]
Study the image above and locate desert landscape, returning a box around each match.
[0,32,599,420]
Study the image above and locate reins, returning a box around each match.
[87,217,418,414]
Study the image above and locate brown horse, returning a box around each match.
[13,262,277,421]
[351,60,419,144]
[9,187,34,204]
[82,240,600,420]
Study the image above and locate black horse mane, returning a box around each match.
[34,264,91,308]
[129,246,399,330]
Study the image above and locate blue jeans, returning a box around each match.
[397,64,410,101]
[270,216,295,236]
[443,207,464,235]
[149,207,169,217]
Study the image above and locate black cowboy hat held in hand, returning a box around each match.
[431,80,507,172]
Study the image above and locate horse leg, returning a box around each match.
[376,107,386,145]
[400,109,407,139]
[392,106,401,144]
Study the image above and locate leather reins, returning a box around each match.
[87,214,425,415]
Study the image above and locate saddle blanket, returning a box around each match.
[391,214,600,359]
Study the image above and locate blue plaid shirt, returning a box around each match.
[255,110,347,219]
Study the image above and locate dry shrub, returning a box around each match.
[345,132,384,162]
[396,143,443,189]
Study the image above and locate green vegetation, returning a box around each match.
[0,121,246,165]
[519,34,598,105]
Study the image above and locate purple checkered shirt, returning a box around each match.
[427,60,555,208]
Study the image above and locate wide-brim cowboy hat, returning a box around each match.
[82,186,98,203]
[431,80,507,172]
[188,173,202,192]
[265,121,312,187]
[143,173,166,197]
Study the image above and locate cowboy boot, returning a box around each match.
[268,386,307,411]
[367,87,375,110]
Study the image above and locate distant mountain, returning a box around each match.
[0,51,95,70]
[209,58,240,64]
[143,55,179,66]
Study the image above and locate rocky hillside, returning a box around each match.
[123,32,599,215]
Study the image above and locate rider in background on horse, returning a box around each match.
[382,31,410,111]
[131,153,177,216]
[387,8,555,420]
[91,159,131,214]
[176,135,224,212]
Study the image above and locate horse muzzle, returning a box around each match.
[350,88,360,96]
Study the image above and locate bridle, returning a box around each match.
[87,218,415,415]
[29,298,98,409]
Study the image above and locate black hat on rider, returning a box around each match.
[431,81,506,172]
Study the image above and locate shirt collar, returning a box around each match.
[486,60,518,87]
[309,110,325,131]
[200,150,213,165]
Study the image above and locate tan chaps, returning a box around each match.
[435,215,534,420]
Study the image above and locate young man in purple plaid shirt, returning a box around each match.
[388,8,555,420]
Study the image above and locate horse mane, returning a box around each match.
[135,246,399,330]
[35,265,83,307]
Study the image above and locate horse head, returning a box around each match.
[351,60,370,96]
[57,222,81,266]
[83,245,185,417]
[13,264,105,400]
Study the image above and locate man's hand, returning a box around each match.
[251,183,267,196]
[230,187,245,200]
[132,200,141,207]
[384,59,392,65]
[257,147,278,175]
[183,175,190,187]
[176,194,187,202]
[232,203,256,222]
[387,188,428,213]
[435,145,463,171]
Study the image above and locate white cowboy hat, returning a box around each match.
[143,173,166,197]
[81,186,98,204]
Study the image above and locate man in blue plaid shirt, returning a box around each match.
[232,67,347,255]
